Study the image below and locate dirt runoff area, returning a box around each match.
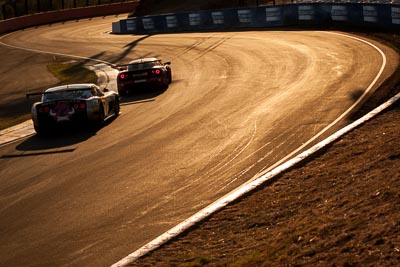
[125,20,400,267]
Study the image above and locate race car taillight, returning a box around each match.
[73,103,86,109]
[152,69,161,75]
[119,73,127,79]
[38,106,49,113]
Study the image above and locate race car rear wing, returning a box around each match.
[115,64,129,71]
[26,92,44,98]
[27,88,98,97]
[115,61,171,71]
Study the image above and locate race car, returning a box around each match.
[28,83,120,134]
[117,57,172,95]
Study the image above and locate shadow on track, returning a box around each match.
[12,118,120,153]
[111,35,154,64]
[14,128,97,152]
[119,86,168,106]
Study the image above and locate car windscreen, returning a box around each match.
[127,61,159,71]
[42,89,93,102]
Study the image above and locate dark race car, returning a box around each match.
[28,83,120,134]
[117,57,172,95]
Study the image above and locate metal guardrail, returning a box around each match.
[0,1,139,33]
[0,0,139,20]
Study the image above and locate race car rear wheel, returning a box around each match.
[96,105,105,128]
[167,70,172,84]
[114,98,120,116]
[34,124,48,136]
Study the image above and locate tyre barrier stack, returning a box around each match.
[112,3,400,34]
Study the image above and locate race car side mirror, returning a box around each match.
[165,61,171,65]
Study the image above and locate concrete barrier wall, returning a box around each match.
[113,3,400,34]
[0,1,139,34]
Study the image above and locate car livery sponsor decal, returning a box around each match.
[392,7,400,24]
[50,102,75,122]
[331,5,348,21]
[298,6,314,21]
[142,18,155,30]
[212,12,224,25]
[126,19,137,32]
[363,6,378,22]
[189,13,201,26]
[166,16,178,28]
[237,10,253,24]
[266,7,282,22]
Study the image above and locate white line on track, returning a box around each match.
[111,31,390,267]
[0,31,113,66]
[250,31,387,181]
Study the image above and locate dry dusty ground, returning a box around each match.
[127,2,400,266]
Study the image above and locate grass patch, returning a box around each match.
[47,61,98,85]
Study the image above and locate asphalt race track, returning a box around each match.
[0,16,398,266]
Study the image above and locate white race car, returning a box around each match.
[28,83,120,134]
